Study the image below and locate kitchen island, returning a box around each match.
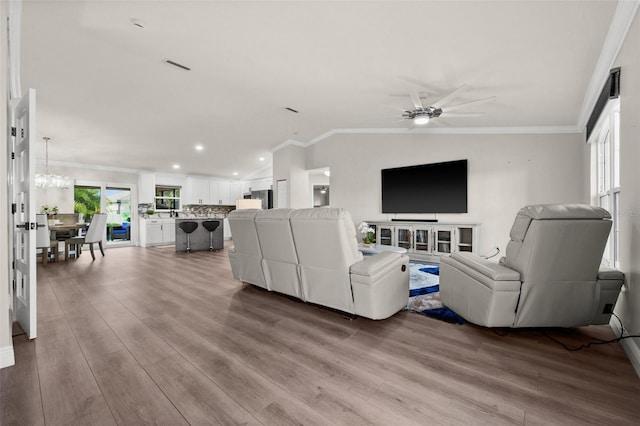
[175,218,224,253]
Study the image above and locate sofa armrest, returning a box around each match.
[449,252,520,281]
[350,251,405,278]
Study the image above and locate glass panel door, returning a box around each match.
[434,228,453,255]
[378,226,393,246]
[413,227,431,254]
[74,185,101,223]
[106,187,132,245]
[396,227,412,250]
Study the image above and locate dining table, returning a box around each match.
[49,223,87,260]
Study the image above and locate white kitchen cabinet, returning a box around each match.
[217,181,230,204]
[162,219,175,244]
[140,218,176,247]
[187,178,210,204]
[140,219,163,246]
[228,182,242,205]
[139,173,156,204]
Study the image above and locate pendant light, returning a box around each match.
[35,137,71,189]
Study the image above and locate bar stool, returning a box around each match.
[202,220,220,251]
[179,221,199,253]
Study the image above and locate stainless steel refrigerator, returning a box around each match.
[245,189,273,209]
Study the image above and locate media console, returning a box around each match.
[366,220,478,263]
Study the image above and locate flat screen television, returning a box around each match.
[381,159,468,213]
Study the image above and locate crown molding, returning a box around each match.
[45,160,143,175]
[270,125,583,151]
[577,0,640,130]
[242,164,273,180]
[270,138,306,153]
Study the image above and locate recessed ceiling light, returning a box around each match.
[324,170,331,177]
[233,172,239,176]
[195,144,204,151]
[259,157,265,161]
[172,164,180,169]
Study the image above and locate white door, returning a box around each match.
[11,89,37,339]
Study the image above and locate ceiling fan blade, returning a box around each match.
[409,89,424,110]
[431,84,470,109]
[438,112,485,118]
[384,103,411,113]
[441,96,496,112]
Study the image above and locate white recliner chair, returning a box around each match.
[227,209,267,289]
[290,208,411,319]
[255,208,302,299]
[440,204,624,328]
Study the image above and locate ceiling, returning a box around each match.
[20,0,620,179]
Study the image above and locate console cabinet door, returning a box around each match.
[433,227,454,255]
[377,225,394,246]
[395,226,413,250]
[412,226,432,255]
[456,226,474,252]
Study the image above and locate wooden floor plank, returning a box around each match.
[85,349,189,426]
[3,244,639,425]
[0,335,46,426]
[144,354,262,426]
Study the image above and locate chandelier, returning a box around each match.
[35,137,71,189]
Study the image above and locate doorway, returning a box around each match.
[105,187,132,246]
[313,185,330,207]
[74,182,135,247]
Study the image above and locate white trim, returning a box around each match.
[270,126,582,151]
[45,160,142,175]
[577,0,640,130]
[0,345,15,369]
[242,164,273,180]
[270,138,306,153]
[610,319,640,379]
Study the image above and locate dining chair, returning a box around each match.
[65,213,108,260]
[36,214,58,266]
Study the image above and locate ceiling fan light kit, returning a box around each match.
[401,84,495,126]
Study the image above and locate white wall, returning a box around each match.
[608,9,640,374]
[301,131,587,256]
[273,144,309,209]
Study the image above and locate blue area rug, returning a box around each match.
[406,263,465,324]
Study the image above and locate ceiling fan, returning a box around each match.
[401,84,495,125]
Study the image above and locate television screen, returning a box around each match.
[381,160,468,213]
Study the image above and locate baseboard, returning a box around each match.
[610,319,640,379]
[0,345,15,369]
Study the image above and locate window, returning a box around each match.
[592,100,620,268]
[155,185,181,210]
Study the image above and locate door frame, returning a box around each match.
[74,180,138,247]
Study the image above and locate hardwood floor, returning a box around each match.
[2,243,640,425]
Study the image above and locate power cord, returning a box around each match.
[492,315,640,352]
[481,246,500,260]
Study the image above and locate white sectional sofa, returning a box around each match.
[228,208,410,320]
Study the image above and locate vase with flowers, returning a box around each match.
[358,221,376,246]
